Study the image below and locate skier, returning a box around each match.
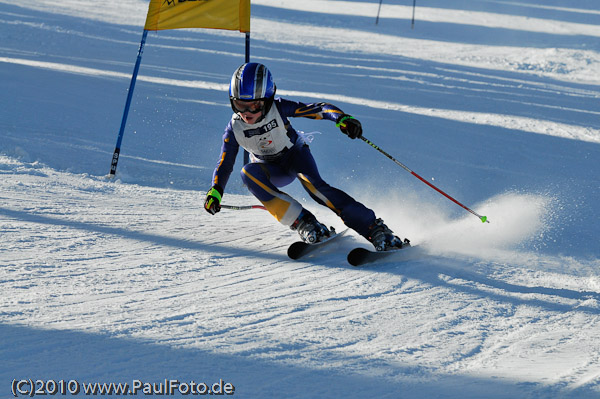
[204,62,407,251]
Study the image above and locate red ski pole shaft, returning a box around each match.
[360,136,489,223]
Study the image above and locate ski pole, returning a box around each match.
[360,136,489,223]
[221,204,266,211]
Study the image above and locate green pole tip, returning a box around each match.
[480,216,489,223]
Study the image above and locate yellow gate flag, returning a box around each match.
[144,0,250,32]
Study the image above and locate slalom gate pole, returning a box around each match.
[109,29,149,177]
[360,136,489,223]
[221,204,266,211]
[411,0,417,29]
[375,0,383,25]
[242,32,251,165]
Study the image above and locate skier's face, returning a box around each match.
[239,110,262,124]
[233,99,264,124]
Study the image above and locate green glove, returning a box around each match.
[336,114,362,139]
[204,185,223,215]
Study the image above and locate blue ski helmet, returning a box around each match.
[229,63,276,116]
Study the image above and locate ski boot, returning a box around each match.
[367,218,409,251]
[291,210,332,244]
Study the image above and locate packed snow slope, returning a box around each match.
[1,0,600,398]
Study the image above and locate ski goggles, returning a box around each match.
[231,99,265,114]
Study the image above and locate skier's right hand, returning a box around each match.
[204,185,223,215]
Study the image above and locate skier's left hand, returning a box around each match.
[336,114,362,139]
[204,185,223,215]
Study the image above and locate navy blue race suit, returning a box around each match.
[211,98,376,238]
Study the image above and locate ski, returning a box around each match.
[287,228,348,260]
[347,243,421,266]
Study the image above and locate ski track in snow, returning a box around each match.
[2,158,600,398]
[2,0,600,398]
[2,55,598,144]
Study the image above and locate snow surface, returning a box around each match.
[1,0,600,397]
